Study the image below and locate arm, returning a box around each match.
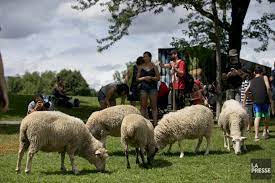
[105,87,116,107]
[264,76,272,103]
[151,65,160,81]
[0,53,9,112]
[124,67,131,84]
[159,62,172,69]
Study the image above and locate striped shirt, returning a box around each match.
[240,80,253,105]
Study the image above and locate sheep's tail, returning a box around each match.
[126,126,136,139]
[19,123,29,147]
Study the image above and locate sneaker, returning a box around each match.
[254,137,260,142]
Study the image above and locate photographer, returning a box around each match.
[27,94,53,114]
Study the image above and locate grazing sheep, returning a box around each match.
[15,111,108,174]
[154,105,214,158]
[121,114,157,169]
[86,105,141,146]
[218,99,248,155]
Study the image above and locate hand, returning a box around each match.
[35,101,44,111]
[143,76,152,81]
[1,93,9,112]
[159,63,164,68]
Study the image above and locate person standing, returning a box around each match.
[225,49,243,101]
[137,51,160,126]
[243,66,272,141]
[0,52,9,112]
[159,50,186,110]
[125,56,144,106]
[240,70,253,131]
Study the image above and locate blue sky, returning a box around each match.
[0,0,274,90]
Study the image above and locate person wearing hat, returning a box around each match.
[243,66,272,141]
[224,49,244,101]
[159,50,186,110]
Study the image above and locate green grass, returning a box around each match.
[0,95,274,182]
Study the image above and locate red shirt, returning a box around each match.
[171,59,186,90]
[191,80,204,105]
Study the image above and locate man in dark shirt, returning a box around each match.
[243,66,272,141]
[225,49,243,101]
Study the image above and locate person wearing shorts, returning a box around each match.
[243,66,272,141]
[137,51,160,126]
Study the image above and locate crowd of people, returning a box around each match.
[0,48,274,142]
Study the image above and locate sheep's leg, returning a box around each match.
[101,137,107,148]
[226,137,231,152]
[178,140,184,158]
[16,143,27,173]
[223,134,228,148]
[60,152,67,172]
[124,144,130,169]
[68,153,79,174]
[167,143,173,154]
[135,148,140,165]
[204,136,211,155]
[139,148,147,168]
[195,137,203,154]
[25,144,38,174]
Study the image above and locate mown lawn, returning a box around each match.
[0,95,274,182]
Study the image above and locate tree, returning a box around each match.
[7,76,23,94]
[57,69,91,96]
[73,0,275,55]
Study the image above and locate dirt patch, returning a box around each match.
[0,141,19,155]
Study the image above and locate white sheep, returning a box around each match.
[218,99,248,155]
[154,105,214,158]
[15,111,108,174]
[86,105,141,147]
[121,114,157,169]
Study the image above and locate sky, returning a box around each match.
[0,0,275,90]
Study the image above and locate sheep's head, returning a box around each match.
[94,148,108,172]
[229,136,247,155]
[87,147,108,172]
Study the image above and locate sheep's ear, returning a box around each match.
[95,148,109,158]
[241,137,247,140]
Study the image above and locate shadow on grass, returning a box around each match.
[109,150,136,157]
[41,169,113,175]
[152,158,173,169]
[245,144,264,153]
[0,125,20,134]
[160,150,230,157]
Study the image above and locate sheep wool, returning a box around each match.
[86,105,141,146]
[121,113,156,168]
[16,111,108,174]
[218,99,249,155]
[154,105,214,158]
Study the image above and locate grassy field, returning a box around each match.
[0,95,274,182]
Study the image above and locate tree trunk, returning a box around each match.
[212,0,222,120]
[229,0,250,57]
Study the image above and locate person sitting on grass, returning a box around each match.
[27,94,53,114]
[97,82,129,109]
